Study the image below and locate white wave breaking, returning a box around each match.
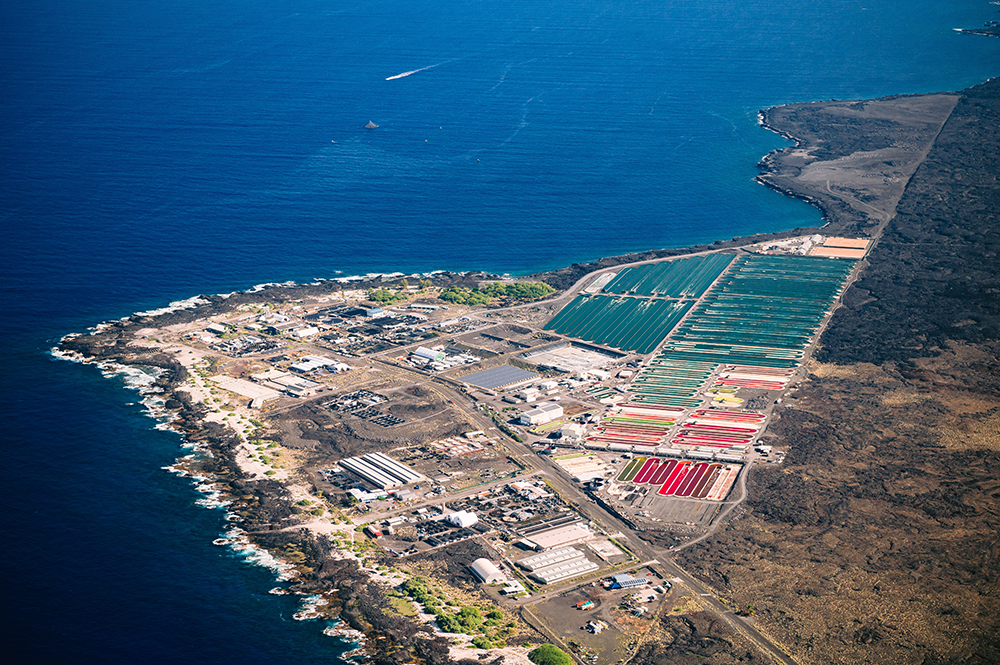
[135,295,211,318]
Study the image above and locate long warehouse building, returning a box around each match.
[364,452,423,484]
[341,453,424,490]
[341,457,399,489]
[517,547,585,572]
[529,558,600,585]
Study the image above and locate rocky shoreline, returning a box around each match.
[55,332,461,665]
[53,79,996,665]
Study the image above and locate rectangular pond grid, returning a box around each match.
[658,255,856,368]
[544,296,692,354]
[602,253,735,298]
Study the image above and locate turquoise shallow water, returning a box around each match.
[2,0,997,661]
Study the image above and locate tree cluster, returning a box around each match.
[439,282,554,305]
[399,578,510,646]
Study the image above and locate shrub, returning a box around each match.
[472,636,504,649]
[528,644,573,665]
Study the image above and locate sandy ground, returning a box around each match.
[449,643,535,665]
[129,332,288,480]
[125,326,536,662]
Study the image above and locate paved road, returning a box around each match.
[346,251,804,663]
[486,430,797,664]
[351,469,543,525]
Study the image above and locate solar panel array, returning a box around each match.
[461,364,539,390]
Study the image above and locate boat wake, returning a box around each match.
[385,57,459,81]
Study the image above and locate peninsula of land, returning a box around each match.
[57,77,1000,665]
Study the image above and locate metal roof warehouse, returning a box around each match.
[611,573,649,589]
[521,523,594,551]
[461,364,540,390]
[516,546,585,572]
[340,452,423,489]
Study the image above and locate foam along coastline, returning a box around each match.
[50,343,303,585]
[50,306,419,657]
[45,240,876,659]
[136,295,211,318]
[50,81,991,664]
[50,336,313,609]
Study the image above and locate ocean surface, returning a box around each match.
[3,0,997,661]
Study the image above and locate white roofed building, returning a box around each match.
[293,326,320,338]
[517,547,585,572]
[559,423,586,441]
[521,523,593,551]
[290,355,349,373]
[340,452,424,490]
[414,346,445,362]
[469,558,505,585]
[446,510,478,529]
[519,402,564,426]
[529,558,599,585]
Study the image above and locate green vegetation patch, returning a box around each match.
[369,287,409,305]
[386,595,418,617]
[529,644,573,665]
[440,282,554,306]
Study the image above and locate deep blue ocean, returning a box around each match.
[3,0,997,661]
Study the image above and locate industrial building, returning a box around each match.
[529,558,599,585]
[516,546,585,572]
[610,573,649,589]
[271,375,320,397]
[520,523,594,551]
[508,481,550,501]
[469,558,506,585]
[413,346,445,362]
[250,368,322,397]
[409,346,478,372]
[349,488,388,503]
[290,354,350,373]
[367,451,422,482]
[519,402,564,426]
[460,364,539,390]
[446,510,479,528]
[340,452,424,490]
[514,387,540,402]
